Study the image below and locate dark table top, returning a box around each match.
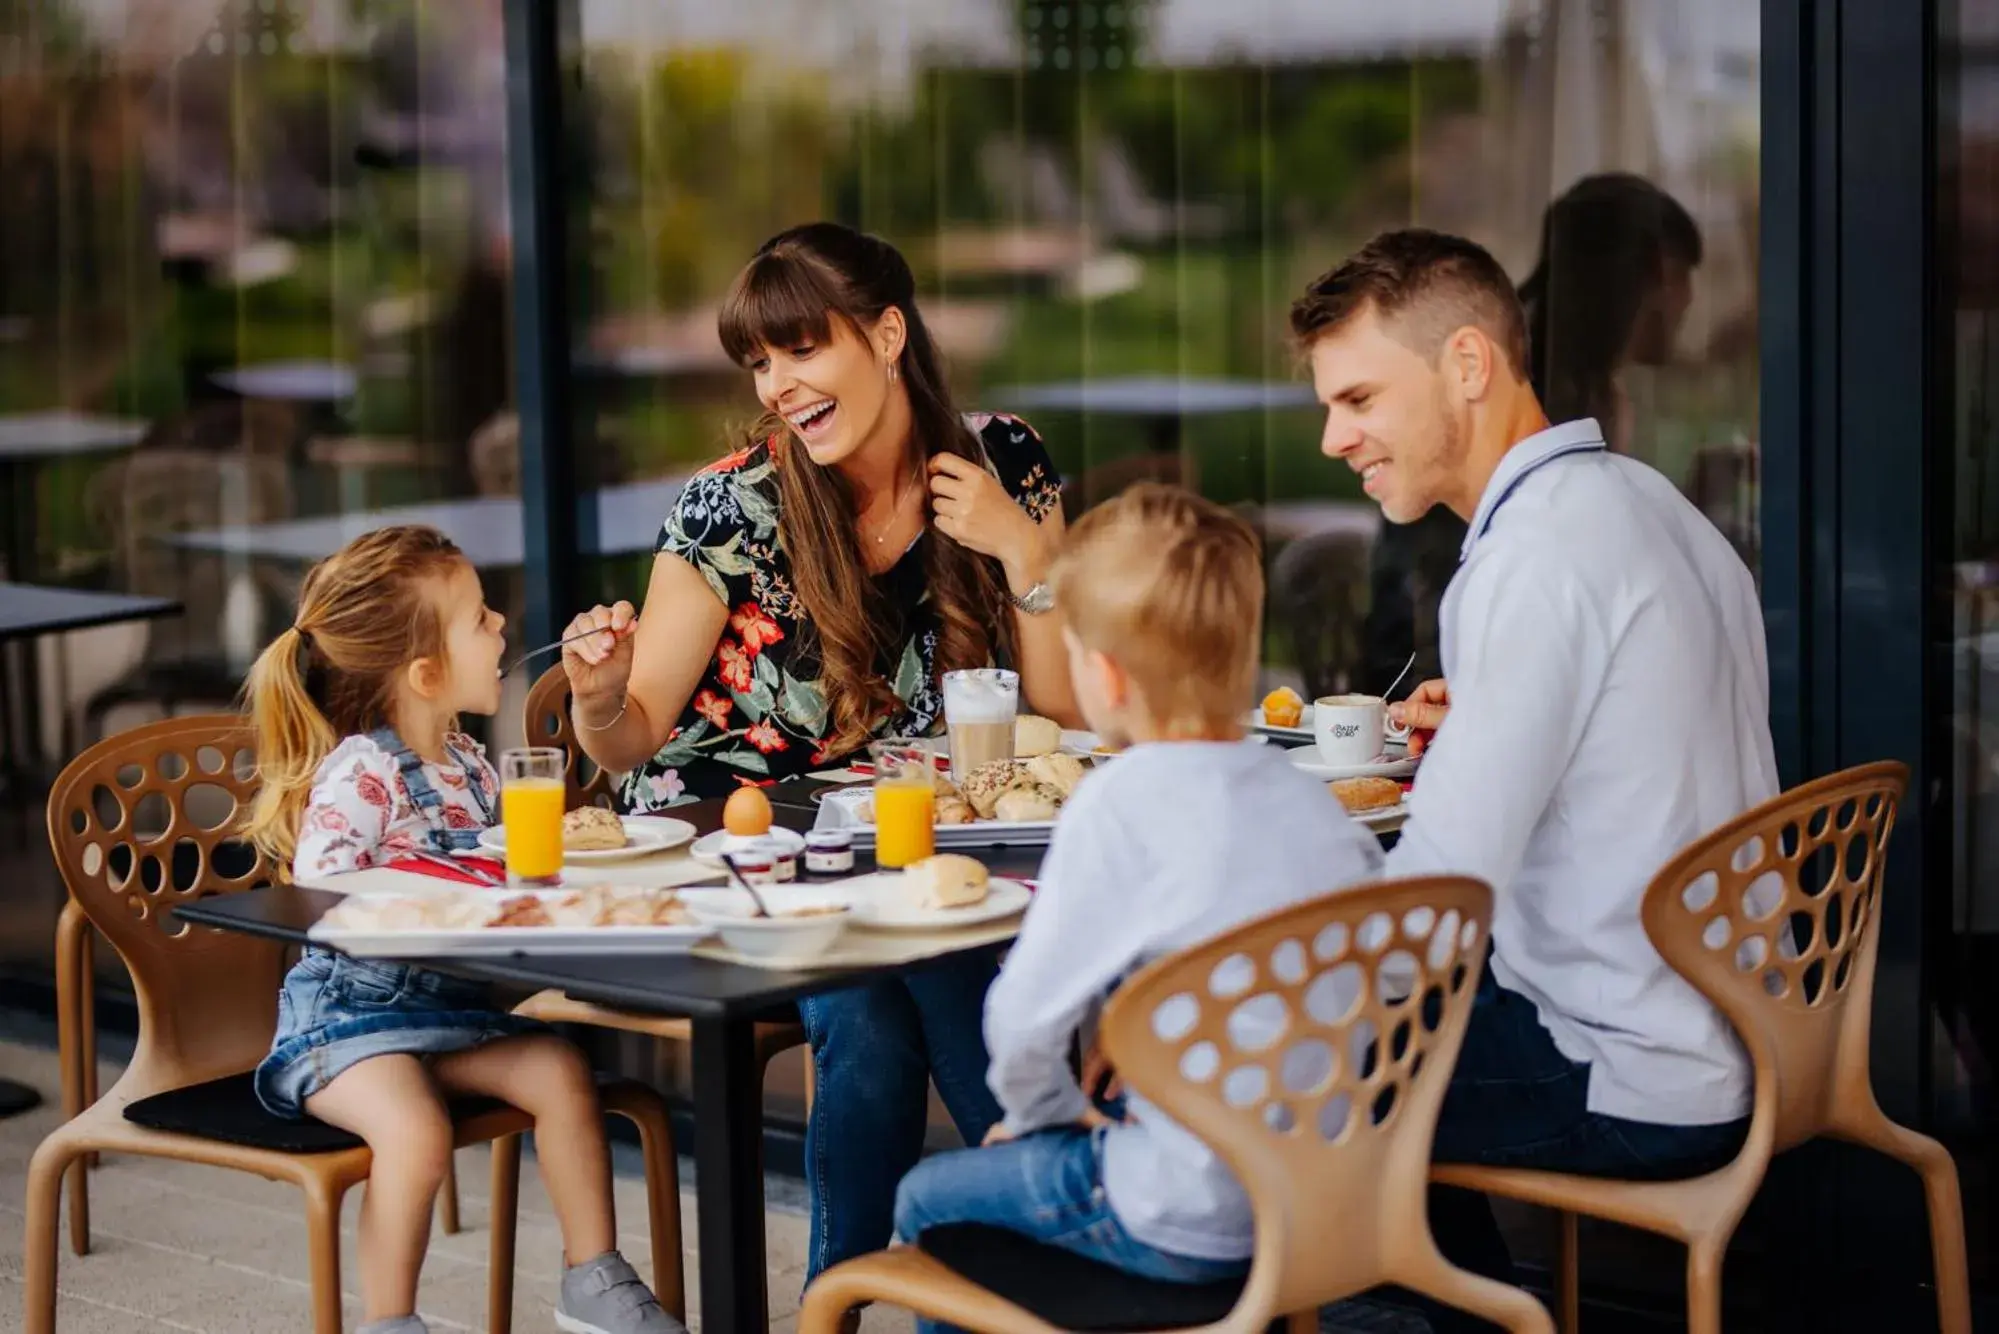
[172,763,1395,1020]
[172,793,1045,1021]
[0,583,182,641]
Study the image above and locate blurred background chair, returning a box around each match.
[80,403,298,740]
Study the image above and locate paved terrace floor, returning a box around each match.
[0,1033,909,1334]
[0,1020,1435,1334]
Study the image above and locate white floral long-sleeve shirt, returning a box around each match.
[291,733,500,881]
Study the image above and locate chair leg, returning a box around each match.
[80,927,98,1168]
[304,1178,349,1334]
[24,1138,77,1334]
[1837,1110,1974,1334]
[489,1133,524,1334]
[1395,1248,1556,1334]
[619,1105,686,1322]
[1685,1239,1723,1334]
[53,905,92,1257]
[438,1152,461,1235]
[1555,1211,1579,1334]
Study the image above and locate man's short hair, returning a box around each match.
[1289,228,1531,377]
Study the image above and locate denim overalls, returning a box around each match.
[252,728,545,1119]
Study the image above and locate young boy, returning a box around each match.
[892,483,1386,1285]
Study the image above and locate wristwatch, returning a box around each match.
[1009,581,1055,615]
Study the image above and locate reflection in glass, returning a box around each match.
[0,2,517,980]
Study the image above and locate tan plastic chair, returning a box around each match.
[28,715,684,1334]
[1433,761,1972,1334]
[801,876,1553,1334]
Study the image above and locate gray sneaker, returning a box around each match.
[356,1319,429,1334]
[557,1252,685,1334]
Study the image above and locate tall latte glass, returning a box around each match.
[942,668,1019,781]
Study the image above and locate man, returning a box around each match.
[1290,229,1776,1321]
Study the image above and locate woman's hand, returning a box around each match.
[560,602,638,708]
[1387,677,1450,756]
[928,453,1048,588]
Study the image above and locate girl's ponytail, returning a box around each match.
[242,624,340,872]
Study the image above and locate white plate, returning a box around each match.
[477,815,696,864]
[814,787,1057,846]
[1246,704,1315,739]
[690,826,807,864]
[1285,749,1419,781]
[1350,798,1411,828]
[825,872,1034,930]
[309,922,711,957]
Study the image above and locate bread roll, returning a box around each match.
[562,806,629,851]
[1329,776,1403,813]
[1013,714,1062,758]
[934,795,977,825]
[904,853,990,909]
[960,760,1021,819]
[994,788,1059,822]
[1024,752,1087,799]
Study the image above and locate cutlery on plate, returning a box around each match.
[719,854,775,919]
[406,848,505,886]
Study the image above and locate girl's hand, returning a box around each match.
[560,603,638,706]
[982,1122,1017,1147]
[928,454,1047,585]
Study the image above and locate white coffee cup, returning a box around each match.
[1314,694,1390,767]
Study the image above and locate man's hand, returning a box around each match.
[1388,677,1450,756]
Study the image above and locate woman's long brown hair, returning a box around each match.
[240,526,466,872]
[717,223,1015,757]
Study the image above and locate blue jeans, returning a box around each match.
[897,1126,1247,1334]
[798,954,1005,1279]
[1413,975,1749,1332]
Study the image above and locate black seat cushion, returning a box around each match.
[917,1224,1247,1332]
[123,1072,507,1154]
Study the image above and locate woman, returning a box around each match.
[1517,171,1703,453]
[560,222,1077,1277]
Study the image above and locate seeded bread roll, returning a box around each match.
[960,760,1022,819]
[562,806,628,851]
[993,787,1059,823]
[903,853,991,909]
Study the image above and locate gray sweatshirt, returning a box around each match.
[983,739,1386,1260]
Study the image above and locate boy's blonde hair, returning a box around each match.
[1049,483,1264,735]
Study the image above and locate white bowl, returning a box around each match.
[684,896,851,961]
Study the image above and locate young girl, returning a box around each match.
[243,525,677,1334]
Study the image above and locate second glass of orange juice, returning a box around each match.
[868,739,935,869]
[500,747,565,885]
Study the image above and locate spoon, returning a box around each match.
[1383,650,1418,702]
[498,624,629,679]
[719,854,775,919]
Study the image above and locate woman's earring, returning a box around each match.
[887,360,899,385]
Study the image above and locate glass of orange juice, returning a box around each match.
[500,748,565,885]
[868,739,935,869]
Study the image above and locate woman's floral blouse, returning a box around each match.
[622,413,1061,809]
